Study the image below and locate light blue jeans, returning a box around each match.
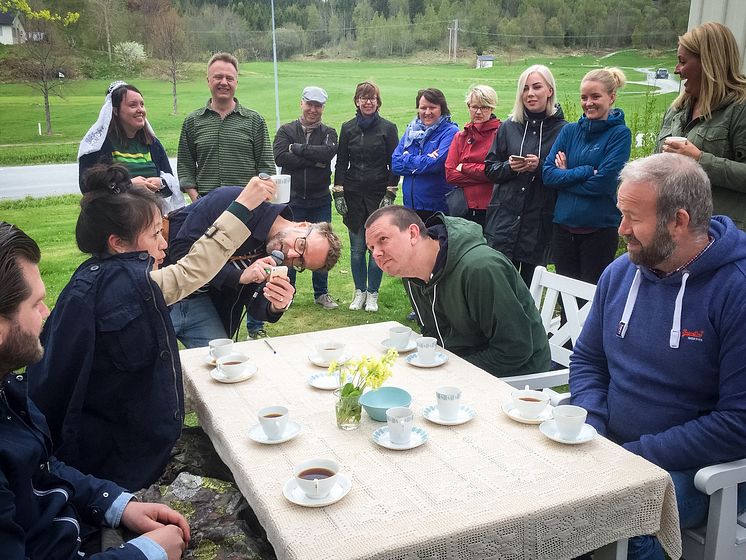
[349,228,382,293]
[628,470,746,560]
[170,293,228,349]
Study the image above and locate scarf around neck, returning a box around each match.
[355,109,380,130]
[403,114,450,149]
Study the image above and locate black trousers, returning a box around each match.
[551,224,619,285]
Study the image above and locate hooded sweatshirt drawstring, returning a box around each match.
[617,267,690,349]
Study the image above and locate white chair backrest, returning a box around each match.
[528,266,597,368]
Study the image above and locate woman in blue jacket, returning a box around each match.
[392,88,459,221]
[543,67,631,284]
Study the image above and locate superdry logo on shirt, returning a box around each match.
[682,329,704,342]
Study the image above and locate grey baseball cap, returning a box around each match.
[302,86,328,104]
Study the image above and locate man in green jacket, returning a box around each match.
[365,205,550,377]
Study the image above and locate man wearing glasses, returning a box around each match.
[164,185,342,348]
[274,86,339,309]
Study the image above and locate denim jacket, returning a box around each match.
[28,252,184,492]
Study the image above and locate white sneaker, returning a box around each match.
[365,291,379,312]
[349,289,366,311]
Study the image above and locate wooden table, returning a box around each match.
[180,321,681,560]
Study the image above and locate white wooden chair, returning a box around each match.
[682,458,746,560]
[503,266,596,395]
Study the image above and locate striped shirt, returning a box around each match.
[110,138,158,178]
[177,99,275,195]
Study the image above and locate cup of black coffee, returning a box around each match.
[258,405,289,440]
[293,458,339,499]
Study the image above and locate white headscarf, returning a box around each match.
[77,80,156,160]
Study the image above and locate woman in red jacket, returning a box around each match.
[445,85,501,228]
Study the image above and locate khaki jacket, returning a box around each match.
[151,210,250,305]
[658,97,746,229]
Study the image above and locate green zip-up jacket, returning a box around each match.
[658,97,746,230]
[406,214,551,377]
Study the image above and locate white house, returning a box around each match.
[0,12,25,45]
[476,55,495,69]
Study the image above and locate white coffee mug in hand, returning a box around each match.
[209,338,233,360]
[436,386,461,421]
[258,405,289,440]
[270,174,291,204]
[416,337,438,364]
[552,405,588,440]
[386,406,414,444]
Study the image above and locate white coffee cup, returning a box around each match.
[511,388,550,419]
[270,174,291,204]
[209,338,233,360]
[386,406,414,445]
[665,136,688,145]
[553,405,588,440]
[436,386,461,421]
[216,352,250,379]
[315,341,345,363]
[416,337,438,364]
[294,458,339,499]
[258,405,289,440]
[389,326,412,350]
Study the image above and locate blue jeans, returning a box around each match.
[287,197,332,298]
[170,293,228,349]
[245,312,263,334]
[349,227,382,293]
[628,470,746,560]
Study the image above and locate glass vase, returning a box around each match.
[334,389,362,431]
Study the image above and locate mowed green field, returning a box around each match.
[0,52,677,338]
[0,51,678,165]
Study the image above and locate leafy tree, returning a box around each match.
[0,0,79,24]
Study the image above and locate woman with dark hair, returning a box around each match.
[27,164,286,491]
[333,81,399,312]
[658,22,746,230]
[392,88,459,221]
[78,81,185,214]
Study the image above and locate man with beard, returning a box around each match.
[569,153,746,560]
[165,186,341,347]
[0,222,190,559]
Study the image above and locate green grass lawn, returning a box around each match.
[0,51,678,165]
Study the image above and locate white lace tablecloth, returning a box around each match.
[180,321,681,560]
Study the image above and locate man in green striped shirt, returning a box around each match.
[177,52,275,202]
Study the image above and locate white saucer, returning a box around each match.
[381,337,417,353]
[307,372,341,390]
[203,355,218,367]
[210,364,257,384]
[248,421,302,444]
[308,352,352,368]
[405,351,448,368]
[422,404,476,425]
[539,420,597,445]
[283,473,352,507]
[372,426,429,450]
[501,401,554,425]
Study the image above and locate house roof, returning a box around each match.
[477,55,496,61]
[0,12,19,26]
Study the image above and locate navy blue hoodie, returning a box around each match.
[570,216,746,470]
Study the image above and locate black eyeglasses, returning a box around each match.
[291,227,313,272]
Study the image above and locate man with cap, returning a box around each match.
[273,86,339,309]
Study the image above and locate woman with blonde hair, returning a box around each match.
[543,67,631,284]
[484,65,567,285]
[444,84,501,227]
[658,22,746,230]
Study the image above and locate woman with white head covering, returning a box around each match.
[78,81,185,213]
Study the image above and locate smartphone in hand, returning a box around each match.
[510,155,526,162]
[268,265,288,283]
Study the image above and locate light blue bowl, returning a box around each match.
[359,387,412,422]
